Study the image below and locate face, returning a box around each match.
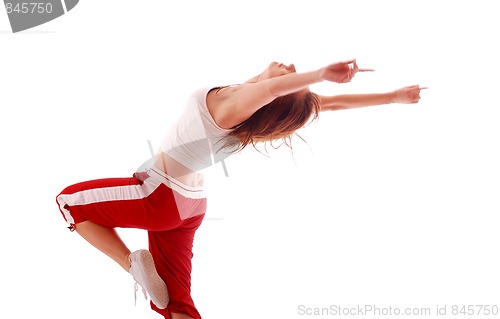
[262,62,296,79]
[247,62,296,83]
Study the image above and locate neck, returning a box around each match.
[245,74,260,84]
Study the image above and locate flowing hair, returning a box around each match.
[221,90,321,153]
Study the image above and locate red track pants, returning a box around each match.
[56,167,207,319]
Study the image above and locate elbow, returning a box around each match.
[267,83,284,98]
[321,104,347,112]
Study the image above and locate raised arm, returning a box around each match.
[237,59,372,109]
[209,60,372,128]
[231,69,322,117]
[320,85,425,112]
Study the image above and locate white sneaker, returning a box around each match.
[129,249,169,309]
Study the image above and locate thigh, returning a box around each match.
[56,174,183,231]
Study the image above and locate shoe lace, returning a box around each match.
[134,282,148,306]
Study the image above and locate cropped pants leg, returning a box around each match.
[56,168,207,319]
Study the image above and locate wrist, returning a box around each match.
[315,68,326,83]
[388,91,398,103]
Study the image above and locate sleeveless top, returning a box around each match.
[160,87,238,172]
[137,87,240,195]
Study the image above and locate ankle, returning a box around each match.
[123,251,132,272]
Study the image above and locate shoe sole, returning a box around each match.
[136,250,169,309]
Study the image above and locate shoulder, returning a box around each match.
[206,85,246,129]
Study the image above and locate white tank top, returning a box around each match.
[135,87,240,193]
[133,86,241,204]
[160,87,238,171]
[160,86,241,171]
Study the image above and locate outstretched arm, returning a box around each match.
[235,60,366,108]
[320,85,425,112]
[214,60,372,125]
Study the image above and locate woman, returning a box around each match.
[56,59,424,319]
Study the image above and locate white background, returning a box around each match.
[1,1,499,318]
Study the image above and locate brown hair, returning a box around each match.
[221,91,321,153]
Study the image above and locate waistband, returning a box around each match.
[138,167,206,199]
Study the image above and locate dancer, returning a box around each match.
[56,59,424,319]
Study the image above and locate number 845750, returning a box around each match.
[5,2,53,14]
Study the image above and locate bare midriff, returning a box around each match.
[152,152,204,188]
